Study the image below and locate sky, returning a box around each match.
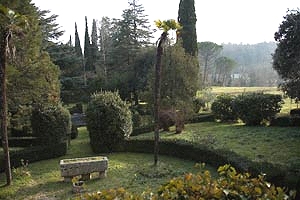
[31,0,299,45]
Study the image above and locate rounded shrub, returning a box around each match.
[86,91,132,153]
[233,93,283,126]
[31,104,71,145]
[211,94,238,122]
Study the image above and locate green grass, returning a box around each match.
[0,127,214,200]
[133,122,300,168]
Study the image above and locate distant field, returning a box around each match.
[211,86,280,95]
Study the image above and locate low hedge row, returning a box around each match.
[123,139,299,192]
[0,142,67,172]
[7,137,39,147]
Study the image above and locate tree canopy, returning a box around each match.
[273,9,300,99]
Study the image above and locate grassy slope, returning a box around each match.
[133,122,300,168]
[0,127,212,200]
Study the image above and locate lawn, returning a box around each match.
[0,127,213,200]
[133,122,300,168]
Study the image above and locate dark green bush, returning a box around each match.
[270,116,291,126]
[86,91,132,153]
[188,113,215,123]
[233,93,283,125]
[211,94,238,122]
[31,104,71,145]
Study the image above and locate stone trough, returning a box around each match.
[60,156,108,182]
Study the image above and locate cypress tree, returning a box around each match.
[178,0,198,56]
[84,16,94,71]
[74,22,83,58]
[90,19,98,71]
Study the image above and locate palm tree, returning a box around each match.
[153,20,181,166]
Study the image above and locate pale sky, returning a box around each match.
[31,0,299,44]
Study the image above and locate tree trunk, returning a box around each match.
[154,32,167,166]
[0,29,12,186]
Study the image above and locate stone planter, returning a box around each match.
[60,156,108,182]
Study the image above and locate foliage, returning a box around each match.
[211,94,238,122]
[192,97,205,113]
[178,0,198,56]
[151,43,199,116]
[155,19,182,32]
[273,9,300,99]
[84,16,94,71]
[86,91,132,153]
[31,104,71,144]
[214,56,237,86]
[46,42,82,77]
[157,164,295,199]
[233,93,283,125]
[198,42,222,87]
[77,164,295,200]
[74,22,83,58]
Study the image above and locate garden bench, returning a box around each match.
[60,156,108,182]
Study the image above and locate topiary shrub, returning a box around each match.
[233,93,283,126]
[158,109,184,133]
[31,104,71,145]
[211,94,238,122]
[86,91,132,153]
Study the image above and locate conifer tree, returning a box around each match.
[90,19,98,71]
[178,0,198,56]
[74,22,83,58]
[84,16,94,71]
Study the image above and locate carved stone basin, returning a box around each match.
[60,156,108,182]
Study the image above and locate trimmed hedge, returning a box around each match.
[211,94,238,122]
[233,93,283,125]
[188,113,215,123]
[7,137,39,147]
[123,139,299,192]
[0,142,67,172]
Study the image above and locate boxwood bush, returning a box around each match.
[211,94,238,122]
[233,93,283,125]
[86,91,132,153]
[31,104,71,145]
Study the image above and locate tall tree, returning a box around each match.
[84,16,93,71]
[74,22,83,58]
[178,0,198,56]
[214,56,236,86]
[273,9,300,99]
[90,19,98,71]
[0,3,19,185]
[1,1,61,185]
[38,9,64,49]
[198,42,222,87]
[98,17,114,83]
[111,0,153,101]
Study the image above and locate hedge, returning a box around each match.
[0,142,67,172]
[123,139,299,192]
